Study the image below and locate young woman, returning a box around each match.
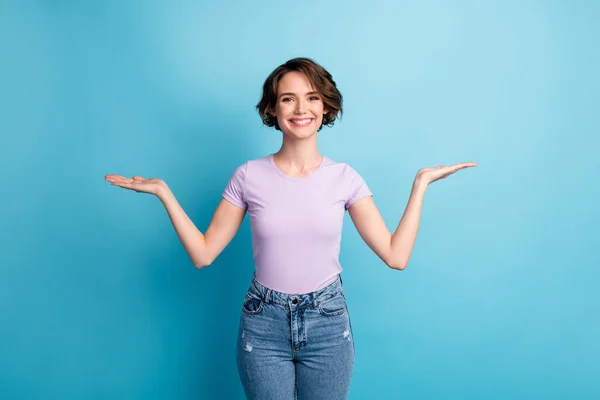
[105,57,476,399]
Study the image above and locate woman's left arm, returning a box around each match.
[348,162,477,270]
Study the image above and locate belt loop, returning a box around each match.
[339,273,343,285]
[264,288,271,303]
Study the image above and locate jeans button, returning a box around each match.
[291,299,298,304]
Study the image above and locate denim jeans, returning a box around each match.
[236,273,355,400]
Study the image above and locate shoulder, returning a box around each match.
[227,155,274,184]
[321,156,362,177]
[229,155,270,172]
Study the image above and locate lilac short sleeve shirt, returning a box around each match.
[222,154,372,294]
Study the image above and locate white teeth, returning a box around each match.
[291,118,312,125]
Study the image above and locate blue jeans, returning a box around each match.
[236,273,355,399]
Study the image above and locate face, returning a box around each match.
[269,71,328,138]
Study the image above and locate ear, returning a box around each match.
[268,108,276,117]
[323,109,329,115]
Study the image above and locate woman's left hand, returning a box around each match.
[415,162,477,186]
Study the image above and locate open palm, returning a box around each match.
[105,174,166,196]
[416,162,477,185]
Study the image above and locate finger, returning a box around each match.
[110,178,132,186]
[105,174,124,182]
[113,181,137,191]
[450,163,475,171]
[133,176,145,181]
[110,177,134,185]
[110,179,129,187]
[106,177,123,184]
[444,164,475,176]
[106,174,130,182]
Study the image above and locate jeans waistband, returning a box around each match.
[247,273,344,309]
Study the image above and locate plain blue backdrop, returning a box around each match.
[1,0,598,398]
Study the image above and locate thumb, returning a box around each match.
[133,176,145,181]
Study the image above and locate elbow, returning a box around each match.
[194,257,213,269]
[195,240,214,269]
[387,259,407,271]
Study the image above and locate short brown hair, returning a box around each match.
[256,57,343,131]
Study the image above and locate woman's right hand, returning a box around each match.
[105,174,167,197]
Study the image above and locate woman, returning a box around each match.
[105,57,476,399]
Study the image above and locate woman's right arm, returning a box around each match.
[105,174,245,268]
[158,186,247,268]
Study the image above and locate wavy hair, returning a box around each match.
[256,57,343,131]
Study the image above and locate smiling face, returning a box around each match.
[269,71,329,139]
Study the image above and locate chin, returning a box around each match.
[284,128,318,139]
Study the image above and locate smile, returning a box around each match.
[289,118,314,126]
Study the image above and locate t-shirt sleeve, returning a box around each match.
[345,164,373,210]
[222,162,248,209]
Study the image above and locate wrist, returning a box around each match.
[157,183,171,202]
[412,177,429,191]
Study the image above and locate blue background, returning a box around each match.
[1,0,598,398]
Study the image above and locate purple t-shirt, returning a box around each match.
[222,154,372,294]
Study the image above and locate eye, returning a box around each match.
[281,97,293,102]
[309,96,320,101]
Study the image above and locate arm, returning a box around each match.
[158,186,246,269]
[347,161,476,270]
[348,180,427,270]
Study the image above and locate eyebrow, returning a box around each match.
[278,91,320,99]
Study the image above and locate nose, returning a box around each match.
[294,98,306,114]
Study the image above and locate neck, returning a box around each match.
[274,137,322,168]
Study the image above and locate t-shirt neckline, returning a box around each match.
[269,153,327,181]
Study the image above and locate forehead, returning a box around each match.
[277,71,315,94]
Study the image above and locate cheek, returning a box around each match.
[275,104,292,117]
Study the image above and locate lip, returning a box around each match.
[289,118,314,127]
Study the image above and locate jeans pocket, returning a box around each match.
[317,294,347,317]
[242,294,264,315]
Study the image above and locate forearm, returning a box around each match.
[158,186,209,268]
[389,179,428,270]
